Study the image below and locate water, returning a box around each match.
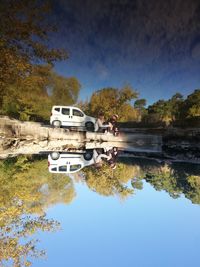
[0,150,200,267]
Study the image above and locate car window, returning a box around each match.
[73,109,84,117]
[70,164,82,172]
[62,108,70,115]
[51,167,57,171]
[58,165,67,172]
[54,108,60,112]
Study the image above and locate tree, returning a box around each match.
[145,170,182,199]
[134,99,146,109]
[0,215,60,267]
[134,98,147,121]
[169,93,184,121]
[186,175,200,204]
[146,93,184,125]
[147,99,171,125]
[51,74,81,106]
[0,156,75,222]
[0,0,67,109]
[88,85,138,121]
[0,155,76,265]
[2,64,52,120]
[84,162,134,199]
[181,89,200,118]
[1,65,80,121]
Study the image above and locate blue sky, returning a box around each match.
[34,181,200,267]
[50,0,200,105]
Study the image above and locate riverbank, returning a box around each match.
[0,116,199,163]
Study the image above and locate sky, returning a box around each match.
[35,180,200,267]
[50,0,200,105]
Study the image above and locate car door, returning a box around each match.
[71,108,85,126]
[61,107,72,126]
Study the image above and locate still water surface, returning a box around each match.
[0,153,200,267]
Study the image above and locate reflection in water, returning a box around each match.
[0,156,75,266]
[48,147,119,173]
[120,157,200,204]
[48,148,200,204]
[0,215,59,267]
[0,150,200,265]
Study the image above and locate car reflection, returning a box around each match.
[48,148,119,173]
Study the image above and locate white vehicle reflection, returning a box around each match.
[48,150,95,174]
[48,148,119,174]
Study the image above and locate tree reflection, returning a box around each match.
[0,215,60,267]
[1,153,199,265]
[83,155,200,205]
[120,157,200,204]
[145,164,182,199]
[143,163,200,204]
[83,162,134,199]
[0,156,75,266]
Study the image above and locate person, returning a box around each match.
[92,149,112,168]
[95,112,112,132]
[106,114,119,136]
[104,147,118,169]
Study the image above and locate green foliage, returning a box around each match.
[51,74,81,106]
[88,85,138,121]
[143,163,200,204]
[0,156,75,223]
[84,87,199,126]
[0,215,60,267]
[1,65,80,121]
[0,0,67,104]
[118,158,200,204]
[134,98,147,121]
[181,89,200,118]
[84,162,134,199]
[145,90,200,126]
[131,178,143,190]
[134,99,146,109]
[145,168,182,199]
[146,92,185,125]
[0,0,81,121]
[186,175,200,204]
[0,155,76,266]
[148,100,173,125]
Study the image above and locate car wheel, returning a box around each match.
[83,150,93,160]
[52,120,61,128]
[50,152,60,160]
[85,122,94,131]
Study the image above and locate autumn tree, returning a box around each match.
[0,155,76,265]
[0,0,82,121]
[83,162,134,199]
[0,215,60,267]
[180,89,200,119]
[51,73,81,106]
[88,85,138,121]
[0,0,67,100]
[0,156,75,219]
[1,64,80,121]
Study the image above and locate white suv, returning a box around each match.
[50,106,96,130]
[48,151,94,174]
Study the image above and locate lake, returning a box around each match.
[0,151,200,267]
